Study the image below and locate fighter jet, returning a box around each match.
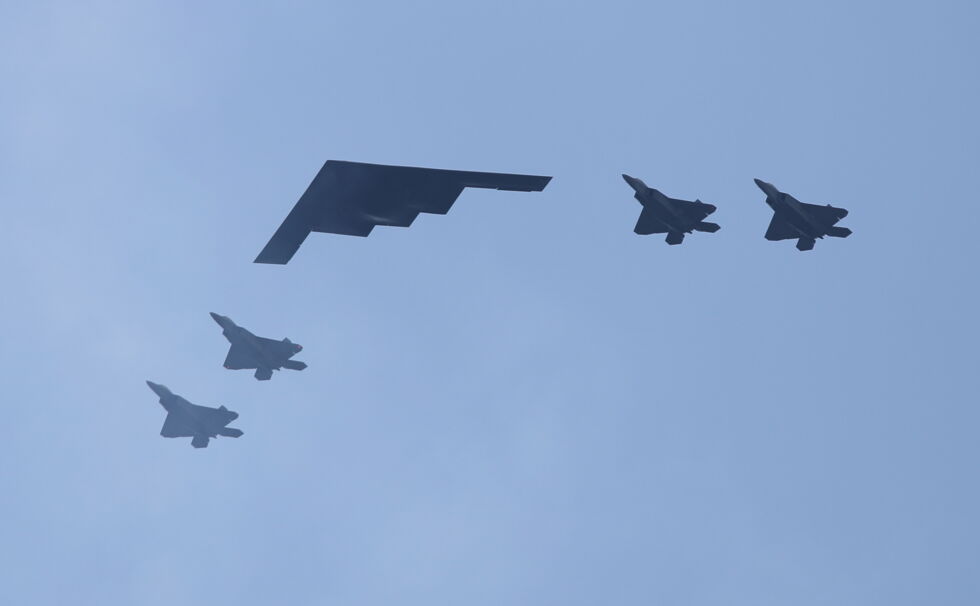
[211,312,306,381]
[254,160,552,264]
[622,174,720,245]
[755,179,851,251]
[145,381,243,449]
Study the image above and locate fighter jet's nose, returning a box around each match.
[209,312,223,324]
[754,178,766,188]
[146,380,166,394]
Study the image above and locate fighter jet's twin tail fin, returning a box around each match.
[218,428,244,438]
[281,360,307,371]
[694,222,720,233]
[665,232,685,245]
[826,226,852,238]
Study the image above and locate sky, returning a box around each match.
[2,1,979,604]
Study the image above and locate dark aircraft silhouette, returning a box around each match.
[211,312,306,381]
[622,174,720,244]
[146,381,243,448]
[755,179,851,251]
[254,160,552,264]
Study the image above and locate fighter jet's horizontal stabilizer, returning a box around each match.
[622,174,719,245]
[255,160,553,264]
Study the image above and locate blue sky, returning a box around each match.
[2,1,979,604]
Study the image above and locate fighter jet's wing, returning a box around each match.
[255,336,297,359]
[160,412,196,438]
[255,160,552,264]
[800,202,848,228]
[223,344,257,370]
[634,208,671,234]
[765,212,800,241]
[673,201,715,226]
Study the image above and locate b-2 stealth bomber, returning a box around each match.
[146,381,243,448]
[211,312,306,381]
[622,174,720,244]
[755,179,851,251]
[254,160,552,264]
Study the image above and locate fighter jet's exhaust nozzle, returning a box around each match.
[281,360,307,371]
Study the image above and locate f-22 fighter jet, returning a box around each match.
[146,381,243,448]
[622,174,720,245]
[210,313,306,381]
[755,179,851,251]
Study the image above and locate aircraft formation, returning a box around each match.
[150,160,851,447]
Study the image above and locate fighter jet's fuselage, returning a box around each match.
[756,179,820,238]
[145,381,241,447]
[210,313,305,380]
[623,174,719,245]
[755,178,851,251]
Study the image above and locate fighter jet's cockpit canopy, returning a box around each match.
[254,160,552,264]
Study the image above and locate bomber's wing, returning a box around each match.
[634,208,671,234]
[223,344,257,370]
[765,212,800,241]
[800,202,848,229]
[254,336,297,360]
[255,160,552,264]
[160,412,196,438]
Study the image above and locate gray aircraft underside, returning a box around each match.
[622,174,720,244]
[146,381,243,448]
[211,313,306,381]
[755,179,851,251]
[254,160,552,264]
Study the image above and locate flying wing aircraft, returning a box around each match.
[210,312,306,381]
[254,160,552,264]
[755,179,851,251]
[146,381,243,448]
[622,174,720,244]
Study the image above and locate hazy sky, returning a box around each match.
[2,1,979,604]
